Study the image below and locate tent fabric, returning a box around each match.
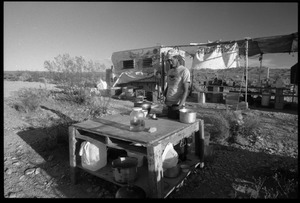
[112,71,154,86]
[290,63,298,85]
[191,43,240,70]
[180,32,298,57]
[237,32,298,57]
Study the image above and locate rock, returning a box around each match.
[235,135,249,146]
[24,168,36,175]
[6,168,13,175]
[35,168,41,175]
[19,175,25,180]
[12,161,21,166]
[8,192,17,198]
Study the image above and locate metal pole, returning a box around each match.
[259,54,263,94]
[245,39,249,108]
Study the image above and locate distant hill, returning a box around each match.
[191,66,293,88]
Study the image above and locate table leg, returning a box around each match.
[147,144,163,198]
[69,126,79,184]
[195,120,205,168]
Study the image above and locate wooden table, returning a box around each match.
[69,114,205,198]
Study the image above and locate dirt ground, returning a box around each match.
[3,82,298,198]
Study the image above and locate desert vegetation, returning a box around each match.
[4,54,297,198]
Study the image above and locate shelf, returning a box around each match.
[77,153,200,198]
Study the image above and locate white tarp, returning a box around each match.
[190,42,240,70]
[112,71,154,87]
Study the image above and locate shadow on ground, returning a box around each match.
[15,104,298,198]
[16,107,119,198]
[169,143,298,199]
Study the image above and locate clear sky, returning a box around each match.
[4,2,298,71]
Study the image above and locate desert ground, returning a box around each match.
[4,80,298,198]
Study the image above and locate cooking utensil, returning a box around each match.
[112,157,138,184]
[115,185,146,198]
[134,101,152,114]
[179,109,196,123]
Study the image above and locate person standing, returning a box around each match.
[164,51,191,110]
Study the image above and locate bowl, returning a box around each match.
[180,164,190,173]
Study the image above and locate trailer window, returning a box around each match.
[123,60,134,69]
[142,58,153,68]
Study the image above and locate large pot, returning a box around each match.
[112,157,138,184]
[115,185,146,198]
[179,109,196,123]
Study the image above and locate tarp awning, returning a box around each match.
[237,32,298,56]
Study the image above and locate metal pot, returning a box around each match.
[115,185,146,198]
[134,101,152,114]
[112,157,138,184]
[179,109,196,123]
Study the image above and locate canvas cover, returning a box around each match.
[111,46,185,85]
[187,42,240,70]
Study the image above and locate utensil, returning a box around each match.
[179,109,196,123]
[112,157,138,184]
[115,185,146,198]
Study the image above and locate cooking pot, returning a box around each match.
[167,104,180,120]
[179,109,196,123]
[134,101,152,114]
[112,157,138,184]
[115,185,146,198]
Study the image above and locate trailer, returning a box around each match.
[108,46,186,102]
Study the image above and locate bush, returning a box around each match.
[206,112,231,142]
[87,94,112,118]
[11,87,51,113]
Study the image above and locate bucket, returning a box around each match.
[112,157,138,184]
[198,92,206,104]
[261,93,270,106]
[126,151,144,167]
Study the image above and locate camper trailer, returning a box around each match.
[109,46,186,102]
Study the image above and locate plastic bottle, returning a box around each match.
[130,107,145,132]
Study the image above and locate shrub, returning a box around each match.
[87,94,112,118]
[206,112,231,142]
[11,87,51,113]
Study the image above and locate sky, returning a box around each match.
[4,2,298,71]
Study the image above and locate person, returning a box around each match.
[164,51,191,110]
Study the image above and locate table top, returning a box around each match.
[72,114,198,146]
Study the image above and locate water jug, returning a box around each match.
[130,107,145,132]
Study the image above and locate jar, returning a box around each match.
[130,107,145,132]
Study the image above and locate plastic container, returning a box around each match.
[79,140,107,171]
[130,107,145,132]
[127,151,144,167]
[261,93,271,107]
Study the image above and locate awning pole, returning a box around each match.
[259,54,263,93]
[245,39,249,109]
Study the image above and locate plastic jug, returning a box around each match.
[79,140,107,171]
